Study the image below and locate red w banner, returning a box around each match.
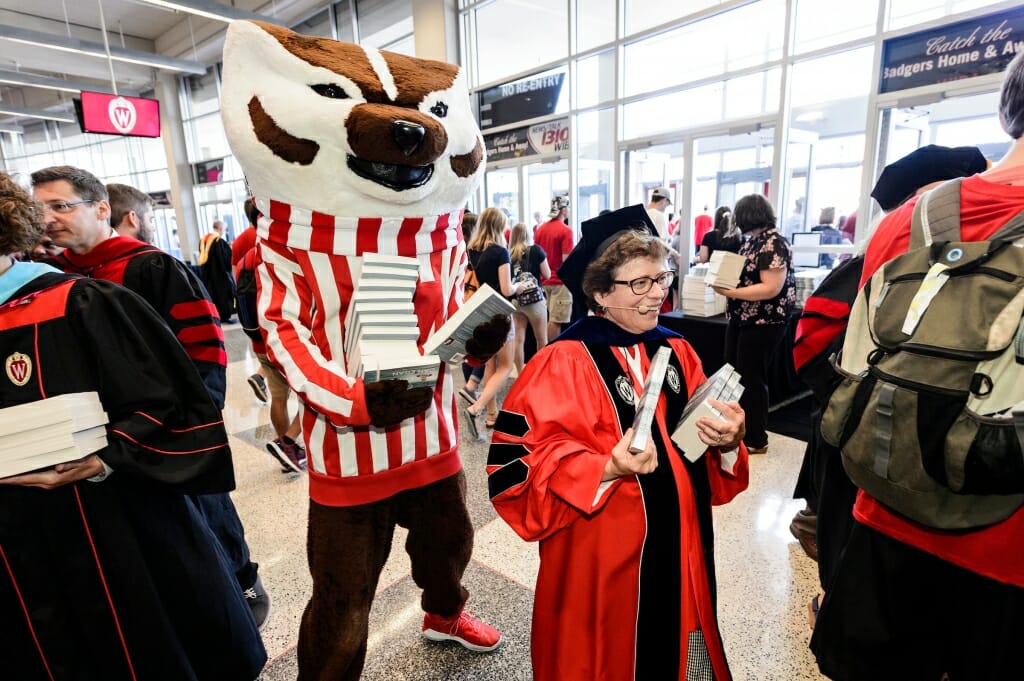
[79,91,161,138]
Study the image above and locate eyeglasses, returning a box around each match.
[42,199,95,214]
[613,271,675,295]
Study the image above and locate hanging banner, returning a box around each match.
[77,91,161,137]
[484,117,570,163]
[879,6,1024,94]
[477,70,566,129]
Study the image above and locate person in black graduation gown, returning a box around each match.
[199,219,238,322]
[0,172,266,680]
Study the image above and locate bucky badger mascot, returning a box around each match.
[221,21,505,679]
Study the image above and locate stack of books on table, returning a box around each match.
[422,283,515,364]
[0,392,109,478]
[794,268,830,307]
[682,265,726,317]
[345,254,441,390]
[704,251,746,290]
[670,363,744,462]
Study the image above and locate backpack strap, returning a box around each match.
[910,178,963,249]
[989,208,1024,243]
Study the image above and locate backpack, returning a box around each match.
[235,248,262,343]
[512,255,544,306]
[792,254,864,405]
[820,179,1024,529]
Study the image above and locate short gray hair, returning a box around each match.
[999,50,1024,139]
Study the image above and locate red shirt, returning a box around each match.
[694,214,713,246]
[855,173,1024,586]
[534,218,573,286]
[231,225,258,277]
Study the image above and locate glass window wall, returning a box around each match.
[576,107,615,222]
[576,50,616,109]
[623,0,722,37]
[622,0,785,98]
[793,0,879,55]
[887,0,1005,31]
[576,0,616,51]
[474,0,568,84]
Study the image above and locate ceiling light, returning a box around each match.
[134,0,278,23]
[0,106,75,123]
[0,26,206,75]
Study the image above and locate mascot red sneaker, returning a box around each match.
[221,20,505,678]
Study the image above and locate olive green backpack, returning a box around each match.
[821,179,1024,529]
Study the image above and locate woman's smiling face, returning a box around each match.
[594,256,672,335]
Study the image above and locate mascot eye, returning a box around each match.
[311,84,349,100]
[430,101,449,118]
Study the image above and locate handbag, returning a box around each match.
[513,265,544,305]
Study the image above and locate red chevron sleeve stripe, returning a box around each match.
[169,299,221,322]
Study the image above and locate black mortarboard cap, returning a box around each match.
[557,204,658,303]
[870,144,988,212]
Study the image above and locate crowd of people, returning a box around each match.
[2,44,1024,681]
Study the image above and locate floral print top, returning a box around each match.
[726,228,796,326]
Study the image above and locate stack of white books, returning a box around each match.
[794,268,830,307]
[422,283,515,364]
[670,363,744,462]
[345,254,441,390]
[0,392,109,478]
[704,251,746,290]
[682,267,726,317]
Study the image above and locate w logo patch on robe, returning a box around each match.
[6,352,31,386]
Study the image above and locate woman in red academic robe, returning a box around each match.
[488,206,749,681]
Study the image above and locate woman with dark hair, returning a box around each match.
[697,205,741,264]
[487,205,748,681]
[713,193,795,454]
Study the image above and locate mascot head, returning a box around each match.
[220,21,484,218]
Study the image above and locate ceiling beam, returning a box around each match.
[135,0,281,24]
[0,69,139,96]
[0,104,75,123]
[0,25,206,75]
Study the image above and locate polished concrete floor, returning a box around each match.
[219,325,826,680]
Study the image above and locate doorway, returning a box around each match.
[483,158,570,232]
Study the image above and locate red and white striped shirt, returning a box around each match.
[254,198,468,507]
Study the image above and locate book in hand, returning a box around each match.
[704,251,746,289]
[421,283,515,364]
[670,363,744,462]
[366,354,442,390]
[0,392,109,478]
[628,347,672,453]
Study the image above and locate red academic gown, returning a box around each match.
[488,317,749,681]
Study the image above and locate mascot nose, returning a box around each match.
[392,120,426,157]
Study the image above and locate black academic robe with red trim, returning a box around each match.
[53,237,228,408]
[488,317,749,681]
[0,271,266,681]
[198,232,237,324]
